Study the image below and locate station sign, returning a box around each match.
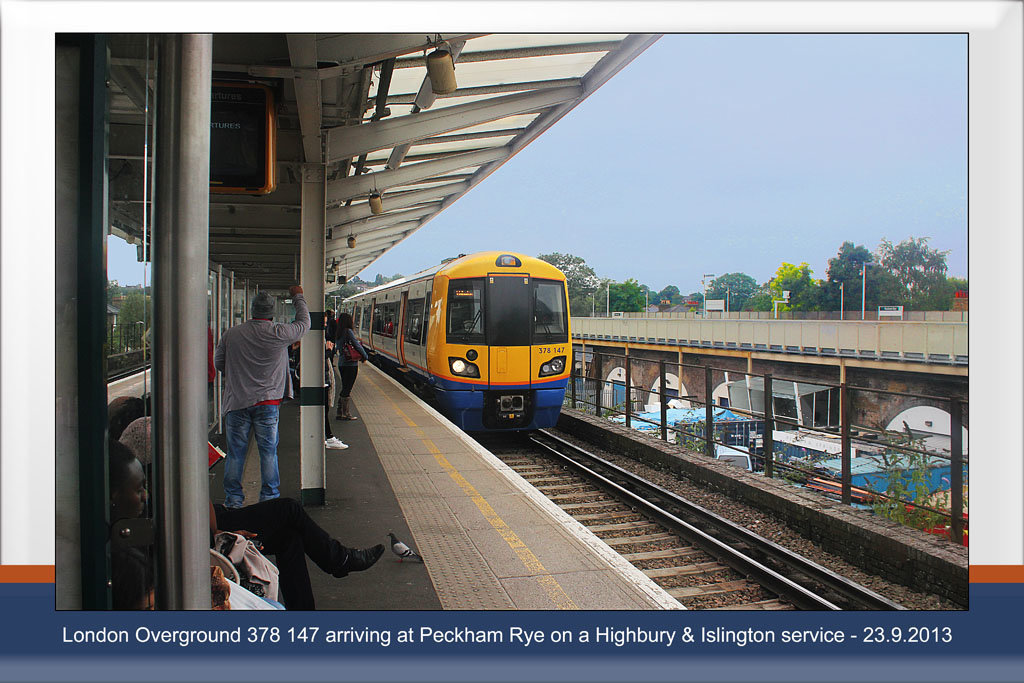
[210,82,277,195]
[878,305,904,320]
[705,299,725,312]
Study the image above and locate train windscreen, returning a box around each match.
[446,278,486,344]
[486,275,531,346]
[532,279,568,344]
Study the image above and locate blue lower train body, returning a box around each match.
[370,351,567,432]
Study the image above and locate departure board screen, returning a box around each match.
[210,83,276,194]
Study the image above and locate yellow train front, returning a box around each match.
[346,251,571,431]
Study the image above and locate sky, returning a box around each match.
[107,33,967,293]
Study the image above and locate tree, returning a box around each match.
[117,290,150,326]
[608,279,645,312]
[768,262,822,311]
[820,241,899,314]
[877,237,950,310]
[706,273,759,311]
[537,252,599,316]
[744,288,773,312]
[657,285,683,305]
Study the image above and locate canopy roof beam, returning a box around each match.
[326,146,507,204]
[325,86,580,162]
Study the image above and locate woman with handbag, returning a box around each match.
[335,312,367,420]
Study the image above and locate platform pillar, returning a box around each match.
[152,33,213,610]
[299,163,327,505]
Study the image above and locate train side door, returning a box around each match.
[367,298,376,351]
[398,291,408,366]
[486,274,531,388]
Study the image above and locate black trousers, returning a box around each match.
[214,498,348,610]
[339,364,359,398]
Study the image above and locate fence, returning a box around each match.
[566,349,968,545]
[106,321,149,377]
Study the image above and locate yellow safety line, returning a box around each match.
[370,374,578,610]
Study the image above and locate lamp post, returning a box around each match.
[773,290,790,319]
[839,281,844,321]
[726,287,731,317]
[702,273,715,318]
[606,281,610,317]
[860,261,875,320]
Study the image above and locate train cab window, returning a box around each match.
[532,279,568,344]
[446,278,485,344]
[404,298,425,345]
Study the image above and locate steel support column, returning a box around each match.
[299,164,327,505]
[152,33,213,610]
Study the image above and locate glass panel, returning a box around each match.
[404,298,424,344]
[532,279,568,344]
[446,278,485,344]
[486,275,530,346]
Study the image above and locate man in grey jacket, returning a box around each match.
[214,285,310,508]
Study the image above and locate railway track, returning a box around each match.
[483,429,905,611]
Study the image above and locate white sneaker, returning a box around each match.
[325,437,349,450]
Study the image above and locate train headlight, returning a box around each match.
[449,357,480,378]
[539,355,567,377]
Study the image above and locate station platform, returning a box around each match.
[211,362,679,611]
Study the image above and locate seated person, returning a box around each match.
[212,500,383,610]
[115,427,383,610]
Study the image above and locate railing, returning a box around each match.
[566,349,968,545]
[106,322,150,378]
[572,317,968,365]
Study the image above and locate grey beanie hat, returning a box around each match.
[251,292,276,318]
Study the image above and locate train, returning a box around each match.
[342,251,571,431]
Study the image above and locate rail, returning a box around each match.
[572,317,968,366]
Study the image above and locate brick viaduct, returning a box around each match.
[575,341,969,431]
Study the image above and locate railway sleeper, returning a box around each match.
[622,547,705,562]
[559,501,625,513]
[712,599,793,611]
[642,562,730,579]
[587,520,662,533]
[602,532,678,547]
[665,579,753,599]
[534,483,598,494]
[573,510,643,523]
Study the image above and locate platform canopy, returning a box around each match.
[105,33,658,289]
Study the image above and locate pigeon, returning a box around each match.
[387,532,423,563]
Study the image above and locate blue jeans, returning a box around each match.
[223,404,281,508]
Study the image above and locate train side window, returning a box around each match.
[421,291,431,345]
[374,301,399,338]
[446,278,485,344]
[361,302,372,334]
[404,298,425,345]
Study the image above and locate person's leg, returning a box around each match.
[339,365,358,419]
[222,409,252,508]
[216,499,384,606]
[215,501,315,609]
[251,404,281,502]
